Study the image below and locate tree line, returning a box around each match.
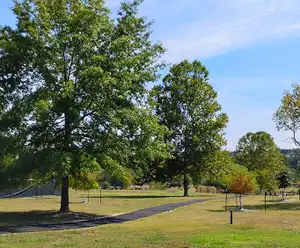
[0,0,299,213]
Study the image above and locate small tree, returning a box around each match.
[277,170,294,189]
[256,169,279,194]
[226,170,257,210]
[276,170,294,201]
[236,132,285,192]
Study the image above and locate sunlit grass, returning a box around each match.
[1,192,300,247]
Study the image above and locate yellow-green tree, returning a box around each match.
[274,84,300,147]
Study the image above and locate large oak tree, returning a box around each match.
[0,0,169,212]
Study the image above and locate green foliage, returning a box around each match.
[149,182,168,190]
[236,131,286,191]
[274,84,300,147]
[108,170,132,188]
[276,169,294,189]
[101,181,110,189]
[0,0,169,211]
[200,150,237,188]
[150,60,228,195]
[255,169,279,192]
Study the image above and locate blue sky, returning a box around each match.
[1,0,300,150]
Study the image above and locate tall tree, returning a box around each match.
[0,0,168,212]
[236,132,286,192]
[274,84,300,146]
[150,60,228,196]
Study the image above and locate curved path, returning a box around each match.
[0,198,211,234]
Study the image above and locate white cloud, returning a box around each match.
[107,0,300,61]
[159,0,300,62]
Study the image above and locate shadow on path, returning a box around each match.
[0,198,209,234]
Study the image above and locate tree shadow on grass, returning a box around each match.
[208,206,240,212]
[89,195,182,199]
[243,201,300,211]
[89,194,217,199]
[0,210,105,227]
[208,201,300,212]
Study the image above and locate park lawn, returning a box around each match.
[1,194,300,247]
[0,189,218,226]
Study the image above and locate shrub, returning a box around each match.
[149,182,168,190]
[101,181,110,189]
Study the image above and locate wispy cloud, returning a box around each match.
[108,0,300,62]
[160,0,300,62]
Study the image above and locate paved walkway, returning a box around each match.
[0,198,210,234]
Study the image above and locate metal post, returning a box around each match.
[99,186,102,204]
[265,192,267,211]
[88,190,90,203]
[230,211,233,224]
[225,189,228,211]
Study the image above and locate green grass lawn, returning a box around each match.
[1,191,300,247]
[0,189,217,226]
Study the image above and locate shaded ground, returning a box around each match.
[244,200,300,211]
[0,198,209,234]
[89,195,182,199]
[90,194,218,199]
[0,211,102,227]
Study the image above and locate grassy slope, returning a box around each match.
[1,192,300,247]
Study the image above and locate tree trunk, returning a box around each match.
[183,173,189,197]
[239,194,243,210]
[60,176,70,213]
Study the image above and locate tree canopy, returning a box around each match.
[236,131,286,192]
[274,84,300,147]
[150,60,228,196]
[0,0,169,212]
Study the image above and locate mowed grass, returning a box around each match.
[0,189,217,226]
[1,192,300,247]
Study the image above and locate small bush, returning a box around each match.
[101,181,110,189]
[149,182,168,190]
